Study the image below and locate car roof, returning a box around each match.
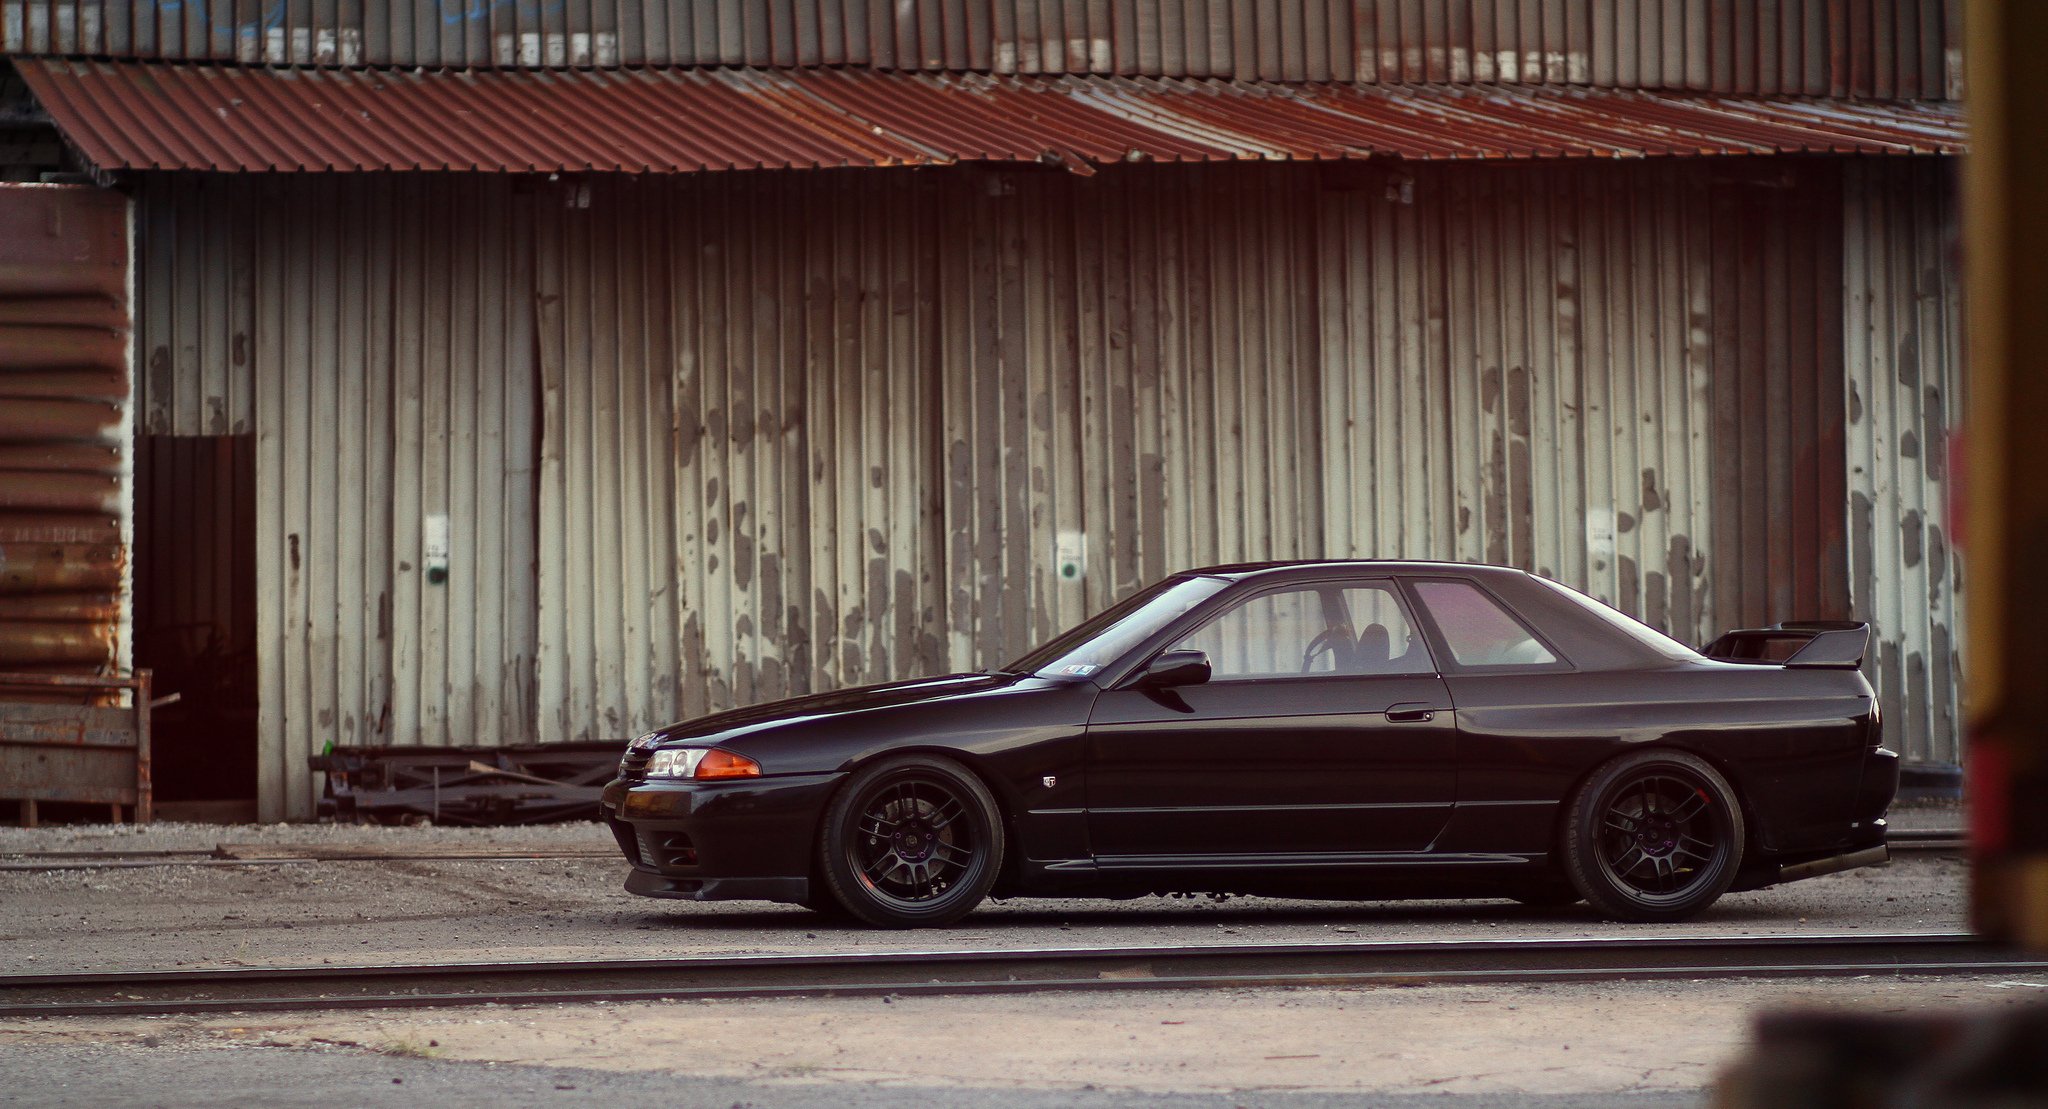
[1184,559,1534,581]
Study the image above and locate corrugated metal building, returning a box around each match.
[0,0,1966,820]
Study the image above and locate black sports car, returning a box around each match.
[600,561,1897,927]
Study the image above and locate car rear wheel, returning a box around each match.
[815,754,1004,928]
[1562,749,1744,923]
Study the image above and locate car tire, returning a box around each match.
[814,754,1005,928]
[1561,749,1745,923]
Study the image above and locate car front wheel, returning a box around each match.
[814,754,1004,928]
[1562,749,1744,923]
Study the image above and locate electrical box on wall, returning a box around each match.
[1055,531,1085,583]
[424,513,450,586]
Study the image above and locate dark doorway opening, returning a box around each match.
[135,434,258,819]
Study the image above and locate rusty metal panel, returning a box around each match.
[533,172,950,735]
[137,176,253,436]
[0,184,131,678]
[0,0,1963,97]
[141,176,539,819]
[1844,157,1962,768]
[130,157,1968,821]
[937,164,1324,667]
[16,59,1967,179]
[1704,159,1853,638]
[1315,161,1720,644]
[1314,156,1944,691]
[531,164,1330,736]
[0,670,152,818]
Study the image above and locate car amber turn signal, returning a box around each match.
[695,748,762,779]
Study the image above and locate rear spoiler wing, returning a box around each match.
[1702,621,1870,670]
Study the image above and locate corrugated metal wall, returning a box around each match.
[1844,157,1962,769]
[1707,160,1855,635]
[531,173,952,741]
[141,175,539,818]
[1318,161,1721,643]
[4,0,1963,98]
[135,155,1962,816]
[0,184,129,676]
[1315,159,1852,649]
[938,165,1326,665]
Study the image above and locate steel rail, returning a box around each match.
[1,933,2035,1019]
[1886,831,1968,852]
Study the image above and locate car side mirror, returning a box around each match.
[1136,649,1211,689]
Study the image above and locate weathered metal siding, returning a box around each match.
[534,172,951,739]
[3,0,1964,98]
[1315,160,1854,649]
[1844,157,1961,768]
[531,166,1323,741]
[0,184,130,676]
[134,158,1965,816]
[938,165,1325,664]
[140,175,540,819]
[137,177,252,436]
[1705,160,1852,634]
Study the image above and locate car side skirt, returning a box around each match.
[625,868,809,904]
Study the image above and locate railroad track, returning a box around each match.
[0,933,2036,1018]
[0,831,1971,872]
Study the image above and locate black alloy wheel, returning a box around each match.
[1561,749,1744,922]
[815,754,1004,928]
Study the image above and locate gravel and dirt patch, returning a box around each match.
[0,814,1968,973]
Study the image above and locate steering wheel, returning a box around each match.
[1300,628,1346,673]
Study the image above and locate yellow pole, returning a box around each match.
[1965,0,2048,945]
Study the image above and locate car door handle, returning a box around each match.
[1386,703,1436,724]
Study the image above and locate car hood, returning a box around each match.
[648,672,1034,745]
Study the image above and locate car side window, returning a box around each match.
[1170,583,1434,680]
[1339,586,1434,675]
[1410,579,1559,668]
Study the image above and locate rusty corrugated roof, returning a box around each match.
[17,59,1966,175]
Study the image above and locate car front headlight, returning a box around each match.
[644,747,762,780]
[646,747,711,779]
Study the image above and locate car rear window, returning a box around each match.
[1410,579,1559,668]
[1531,576,1701,661]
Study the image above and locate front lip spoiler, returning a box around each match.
[1777,844,1890,883]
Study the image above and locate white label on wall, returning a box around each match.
[424,514,451,585]
[1055,531,1086,583]
[424,514,450,562]
[1585,506,1617,562]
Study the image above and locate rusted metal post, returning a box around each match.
[1965,0,2048,947]
[134,670,151,823]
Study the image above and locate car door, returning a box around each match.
[1083,578,1457,863]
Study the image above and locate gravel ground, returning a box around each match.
[4,975,2040,1106]
[0,816,1967,972]
[0,805,1983,1107]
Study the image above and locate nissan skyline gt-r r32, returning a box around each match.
[600,561,1897,928]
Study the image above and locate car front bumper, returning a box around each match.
[599,770,843,904]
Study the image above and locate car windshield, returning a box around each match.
[1005,575,1232,679]
[1533,575,1701,661]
